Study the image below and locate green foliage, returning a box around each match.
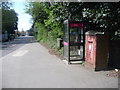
[26,2,64,43]
[82,2,120,34]
[26,2,48,24]
[25,2,120,48]
[34,22,48,42]
[1,2,18,34]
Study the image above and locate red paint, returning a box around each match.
[85,35,96,65]
[70,23,83,27]
[62,42,68,46]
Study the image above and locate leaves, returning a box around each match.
[26,2,120,42]
[1,2,18,34]
[82,2,120,33]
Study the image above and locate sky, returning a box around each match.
[11,1,33,31]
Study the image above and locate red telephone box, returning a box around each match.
[63,20,85,64]
[85,31,109,71]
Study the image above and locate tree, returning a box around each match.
[1,2,18,34]
[82,2,120,35]
[26,2,48,24]
[25,2,120,42]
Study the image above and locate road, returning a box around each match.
[1,36,35,89]
[1,36,118,88]
[2,36,35,57]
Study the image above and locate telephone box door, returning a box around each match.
[63,20,85,63]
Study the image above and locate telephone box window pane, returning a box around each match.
[64,24,68,42]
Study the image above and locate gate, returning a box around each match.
[109,39,120,69]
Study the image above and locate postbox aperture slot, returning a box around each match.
[88,41,93,43]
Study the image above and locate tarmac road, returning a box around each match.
[1,36,118,88]
[1,36,35,57]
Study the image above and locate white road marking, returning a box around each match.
[12,50,28,57]
[1,44,26,59]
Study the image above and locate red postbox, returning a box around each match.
[85,31,109,71]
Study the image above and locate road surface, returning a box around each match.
[1,36,118,88]
[2,36,34,57]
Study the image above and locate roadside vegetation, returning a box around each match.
[1,2,18,41]
[25,2,120,57]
